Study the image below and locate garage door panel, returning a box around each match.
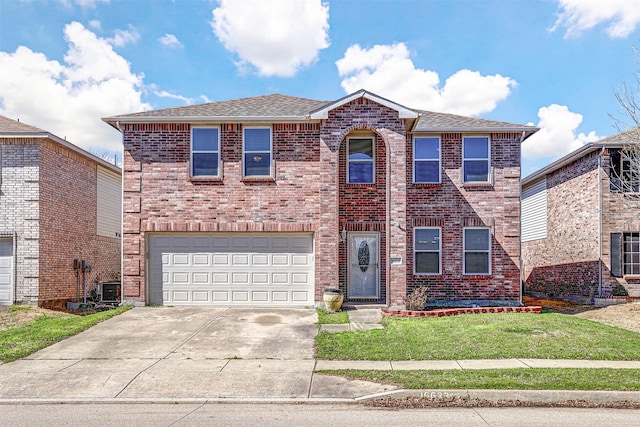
[148,233,314,306]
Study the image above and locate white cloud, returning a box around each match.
[0,21,150,153]
[522,104,599,160]
[88,20,101,31]
[159,33,183,48]
[211,0,330,77]
[336,43,516,116]
[155,90,193,104]
[551,0,640,38]
[58,0,110,8]
[106,25,140,47]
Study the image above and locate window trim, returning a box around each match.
[413,136,441,184]
[347,137,375,184]
[413,227,442,275]
[242,126,273,178]
[462,135,491,184]
[190,126,221,178]
[463,227,492,275]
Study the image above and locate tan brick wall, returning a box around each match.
[0,139,40,304]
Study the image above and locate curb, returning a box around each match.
[1,389,639,405]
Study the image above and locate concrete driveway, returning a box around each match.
[0,306,392,401]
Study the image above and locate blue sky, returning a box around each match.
[1,0,640,176]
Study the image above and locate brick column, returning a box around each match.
[380,129,407,307]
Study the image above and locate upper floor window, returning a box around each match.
[243,127,272,177]
[348,138,374,184]
[463,227,491,275]
[610,149,640,193]
[191,127,220,177]
[414,137,440,183]
[414,227,441,275]
[463,136,490,183]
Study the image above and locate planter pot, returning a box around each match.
[323,288,344,313]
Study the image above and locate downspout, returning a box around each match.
[597,147,605,299]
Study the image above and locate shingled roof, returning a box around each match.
[103,91,537,137]
[415,110,537,133]
[0,115,47,134]
[106,94,329,121]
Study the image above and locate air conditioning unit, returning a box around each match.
[100,281,121,303]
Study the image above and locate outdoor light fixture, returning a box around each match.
[339,227,347,242]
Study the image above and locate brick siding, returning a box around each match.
[0,138,120,306]
[521,148,639,302]
[121,98,521,306]
[406,133,522,302]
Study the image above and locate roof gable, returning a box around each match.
[308,89,418,119]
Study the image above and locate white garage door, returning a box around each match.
[148,233,314,306]
[0,239,13,306]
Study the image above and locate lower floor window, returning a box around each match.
[414,227,441,274]
[464,227,491,275]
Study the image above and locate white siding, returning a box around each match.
[97,166,122,238]
[521,178,548,242]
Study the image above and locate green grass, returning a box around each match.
[0,306,131,363]
[316,308,350,325]
[321,368,640,391]
[316,312,640,360]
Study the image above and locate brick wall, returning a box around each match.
[122,122,323,302]
[522,151,600,301]
[39,140,120,305]
[407,133,522,302]
[0,140,40,304]
[319,98,407,306]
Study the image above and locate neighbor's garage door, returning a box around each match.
[147,233,314,306]
[0,239,13,306]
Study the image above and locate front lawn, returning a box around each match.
[315,312,640,360]
[322,368,640,391]
[0,306,131,363]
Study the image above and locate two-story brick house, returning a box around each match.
[104,90,537,308]
[0,115,122,306]
[522,128,640,302]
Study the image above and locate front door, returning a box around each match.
[348,233,379,299]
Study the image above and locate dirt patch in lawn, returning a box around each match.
[0,306,74,332]
[524,296,640,334]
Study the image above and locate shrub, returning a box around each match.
[404,286,429,310]
[612,283,629,297]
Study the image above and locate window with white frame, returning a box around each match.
[191,127,220,177]
[414,137,440,183]
[624,233,640,275]
[414,227,441,274]
[243,127,272,177]
[348,138,374,184]
[464,227,491,274]
[463,136,490,183]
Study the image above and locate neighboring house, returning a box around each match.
[103,90,537,308]
[521,128,640,302]
[0,115,122,307]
